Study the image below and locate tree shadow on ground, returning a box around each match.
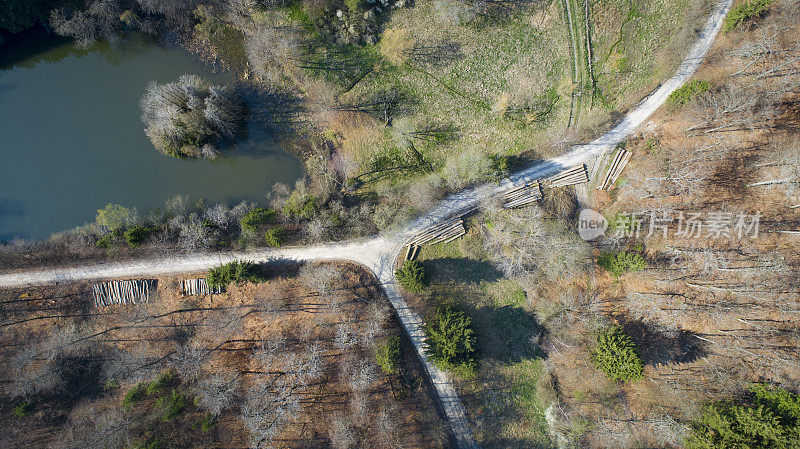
[620,319,706,367]
[423,257,503,285]
[470,304,545,365]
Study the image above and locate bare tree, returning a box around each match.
[51,0,122,49]
[329,412,356,449]
[170,342,208,382]
[245,24,303,82]
[241,378,301,448]
[299,263,343,295]
[195,371,240,415]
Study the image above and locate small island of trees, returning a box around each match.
[140,74,244,159]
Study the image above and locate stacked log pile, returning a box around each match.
[92,279,155,307]
[403,217,466,262]
[543,164,589,188]
[410,217,466,246]
[180,278,223,296]
[404,244,421,262]
[599,148,631,190]
[502,181,543,209]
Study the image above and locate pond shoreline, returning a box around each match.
[0,32,303,241]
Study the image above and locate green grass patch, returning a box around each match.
[667,79,711,107]
[724,0,773,31]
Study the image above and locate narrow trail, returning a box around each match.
[0,2,733,446]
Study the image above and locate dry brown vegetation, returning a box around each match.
[531,1,800,447]
[0,262,446,448]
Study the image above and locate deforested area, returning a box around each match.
[0,262,446,448]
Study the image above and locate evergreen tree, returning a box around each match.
[591,325,644,382]
[688,384,800,449]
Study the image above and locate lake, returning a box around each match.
[0,32,303,240]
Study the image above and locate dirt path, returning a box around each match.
[0,2,733,446]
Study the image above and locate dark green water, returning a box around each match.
[0,33,302,240]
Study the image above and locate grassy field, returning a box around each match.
[316,0,714,222]
[410,216,554,448]
[590,0,712,112]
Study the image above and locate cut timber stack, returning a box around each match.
[180,278,223,296]
[502,181,543,209]
[403,244,421,262]
[92,279,155,307]
[409,217,466,247]
[599,148,631,190]
[543,164,589,188]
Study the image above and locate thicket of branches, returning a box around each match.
[0,263,444,448]
[140,74,245,159]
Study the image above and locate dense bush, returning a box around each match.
[240,207,277,232]
[724,0,773,31]
[591,326,643,382]
[157,389,187,421]
[282,192,318,220]
[376,337,402,374]
[96,203,138,233]
[264,228,285,247]
[124,225,152,247]
[688,384,800,448]
[423,305,477,372]
[667,80,711,107]
[598,250,647,277]
[0,0,62,35]
[395,260,427,293]
[140,75,244,159]
[207,261,262,290]
[123,383,148,409]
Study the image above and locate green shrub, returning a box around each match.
[424,305,478,373]
[132,438,163,449]
[11,401,31,418]
[158,389,187,421]
[724,0,773,31]
[123,383,148,409]
[598,251,647,277]
[264,227,285,247]
[240,207,277,232]
[146,371,176,395]
[396,260,427,293]
[95,234,116,248]
[687,384,800,448]
[96,203,138,232]
[488,154,512,179]
[376,337,402,374]
[282,193,318,220]
[207,261,262,290]
[124,225,152,247]
[591,326,643,382]
[194,413,217,432]
[667,80,711,107]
